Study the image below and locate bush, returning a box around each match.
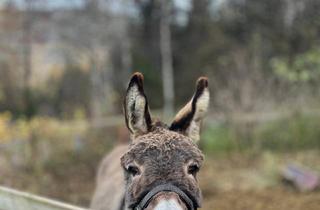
[202,112,320,154]
[201,123,236,153]
[0,113,118,174]
[254,113,320,151]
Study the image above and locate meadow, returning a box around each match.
[1,111,320,210]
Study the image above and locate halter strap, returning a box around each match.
[134,184,196,210]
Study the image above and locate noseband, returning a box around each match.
[134,184,198,210]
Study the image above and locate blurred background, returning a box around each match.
[0,0,320,209]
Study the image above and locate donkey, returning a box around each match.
[90,72,210,210]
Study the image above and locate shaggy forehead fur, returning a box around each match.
[121,126,204,166]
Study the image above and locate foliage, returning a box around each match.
[254,113,320,151]
[0,113,87,146]
[201,123,236,153]
[0,112,116,171]
[0,112,13,143]
[271,48,320,82]
[51,65,91,118]
[202,112,320,154]
[1,0,320,117]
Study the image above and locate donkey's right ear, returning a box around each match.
[124,72,152,138]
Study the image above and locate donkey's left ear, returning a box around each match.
[169,77,210,142]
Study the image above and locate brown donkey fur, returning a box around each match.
[90,73,210,210]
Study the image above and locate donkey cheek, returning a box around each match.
[132,185,142,198]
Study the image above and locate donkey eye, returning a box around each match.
[126,165,140,177]
[188,164,200,176]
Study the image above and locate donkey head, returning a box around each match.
[121,73,209,210]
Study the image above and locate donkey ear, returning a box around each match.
[124,72,152,138]
[169,77,209,142]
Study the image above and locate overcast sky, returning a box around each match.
[0,0,193,10]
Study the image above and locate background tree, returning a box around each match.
[159,0,174,117]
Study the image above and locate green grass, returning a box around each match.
[201,113,320,154]
[254,113,320,151]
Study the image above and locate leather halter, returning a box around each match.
[134,184,197,210]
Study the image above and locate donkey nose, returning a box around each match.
[145,192,187,210]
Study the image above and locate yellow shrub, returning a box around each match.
[0,112,88,151]
[0,112,13,143]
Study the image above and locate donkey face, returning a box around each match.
[121,73,209,210]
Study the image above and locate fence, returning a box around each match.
[0,186,89,210]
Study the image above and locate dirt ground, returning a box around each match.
[199,152,320,210]
[202,188,320,210]
[1,151,320,210]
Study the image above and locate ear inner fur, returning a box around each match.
[169,77,209,141]
[124,72,152,137]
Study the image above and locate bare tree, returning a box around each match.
[22,0,32,89]
[119,0,133,88]
[159,0,174,118]
[21,0,37,117]
[53,0,128,118]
